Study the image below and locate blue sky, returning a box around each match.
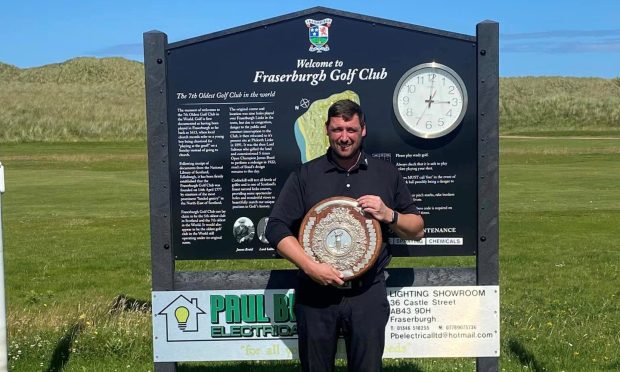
[2,0,619,77]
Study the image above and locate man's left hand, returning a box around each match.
[357,195,392,224]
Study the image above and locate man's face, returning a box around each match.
[325,114,366,160]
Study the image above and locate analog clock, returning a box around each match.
[393,62,468,139]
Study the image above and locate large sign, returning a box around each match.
[152,286,499,362]
[164,10,478,260]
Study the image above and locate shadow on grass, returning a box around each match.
[384,363,424,372]
[45,321,85,372]
[606,361,620,370]
[507,338,545,372]
[109,293,151,314]
[45,294,150,371]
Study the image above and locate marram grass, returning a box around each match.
[500,76,620,136]
[1,58,620,143]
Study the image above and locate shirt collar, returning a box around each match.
[321,148,369,173]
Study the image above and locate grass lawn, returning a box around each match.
[0,138,618,371]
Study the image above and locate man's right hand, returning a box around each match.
[275,236,345,286]
[304,261,345,286]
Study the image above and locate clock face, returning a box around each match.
[393,62,468,139]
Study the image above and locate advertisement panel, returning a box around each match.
[153,286,499,361]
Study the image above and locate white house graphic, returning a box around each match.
[158,295,206,340]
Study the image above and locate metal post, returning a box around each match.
[0,162,8,371]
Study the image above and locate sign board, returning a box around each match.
[152,286,499,362]
[162,8,479,260]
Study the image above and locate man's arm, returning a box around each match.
[276,236,344,286]
[388,211,424,240]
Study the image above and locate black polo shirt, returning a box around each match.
[266,148,419,273]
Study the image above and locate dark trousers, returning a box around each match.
[295,277,390,372]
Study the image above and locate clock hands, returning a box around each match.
[424,90,438,108]
[417,90,437,126]
[427,73,436,108]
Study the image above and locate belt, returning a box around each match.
[335,273,379,290]
[297,270,383,291]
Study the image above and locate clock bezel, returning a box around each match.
[393,62,468,139]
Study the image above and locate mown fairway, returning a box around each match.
[0,138,618,371]
[499,138,620,371]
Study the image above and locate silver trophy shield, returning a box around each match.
[299,197,383,280]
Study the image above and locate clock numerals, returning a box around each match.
[420,118,447,130]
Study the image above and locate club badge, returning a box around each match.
[305,18,332,53]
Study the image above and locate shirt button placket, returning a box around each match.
[346,172,350,188]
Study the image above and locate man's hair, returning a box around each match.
[326,99,366,127]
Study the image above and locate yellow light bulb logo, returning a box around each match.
[175,306,190,330]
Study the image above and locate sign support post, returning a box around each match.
[476,20,500,372]
[144,31,176,372]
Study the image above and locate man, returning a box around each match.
[266,99,424,371]
[233,218,253,243]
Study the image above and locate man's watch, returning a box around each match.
[389,210,399,225]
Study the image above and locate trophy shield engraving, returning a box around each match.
[299,196,383,280]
